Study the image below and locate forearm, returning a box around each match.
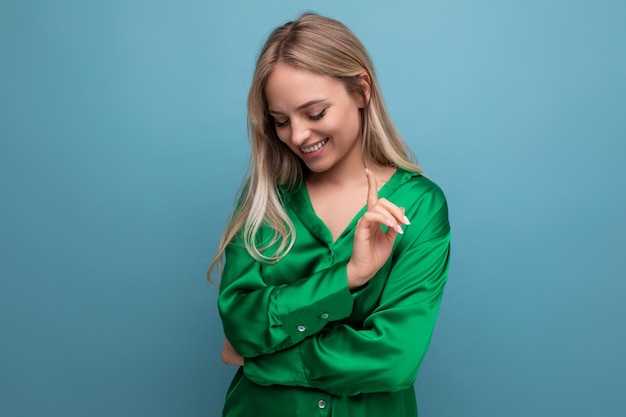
[219,248,355,357]
[244,297,443,396]
[244,232,451,395]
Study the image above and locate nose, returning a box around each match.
[289,118,311,146]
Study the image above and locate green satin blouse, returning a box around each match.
[218,168,451,417]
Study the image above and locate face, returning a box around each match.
[264,62,367,175]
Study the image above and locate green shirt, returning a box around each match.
[218,168,451,417]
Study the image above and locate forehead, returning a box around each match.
[264,62,345,110]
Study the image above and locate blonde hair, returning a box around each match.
[208,13,421,281]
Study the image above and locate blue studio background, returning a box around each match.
[1,1,624,416]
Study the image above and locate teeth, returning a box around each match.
[301,138,328,153]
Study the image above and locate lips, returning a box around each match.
[300,138,329,154]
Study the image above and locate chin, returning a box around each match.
[302,161,326,173]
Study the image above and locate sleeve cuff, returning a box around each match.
[276,261,354,342]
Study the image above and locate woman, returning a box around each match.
[210,13,451,417]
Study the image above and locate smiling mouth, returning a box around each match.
[300,138,329,153]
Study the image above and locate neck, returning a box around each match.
[307,161,397,191]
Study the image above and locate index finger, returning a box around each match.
[366,168,379,209]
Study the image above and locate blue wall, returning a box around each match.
[1,1,624,416]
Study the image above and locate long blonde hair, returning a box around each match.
[208,13,421,281]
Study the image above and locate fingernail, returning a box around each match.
[395,225,404,234]
[402,216,411,225]
[365,167,369,176]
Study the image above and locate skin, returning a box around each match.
[266,62,366,180]
[222,62,410,366]
[222,339,243,366]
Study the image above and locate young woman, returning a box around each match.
[210,13,451,417]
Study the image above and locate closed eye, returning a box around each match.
[308,108,327,120]
[272,108,327,128]
[274,118,289,128]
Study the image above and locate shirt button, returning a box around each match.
[297,325,306,332]
[320,313,329,320]
[318,399,326,409]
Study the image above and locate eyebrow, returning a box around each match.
[268,99,327,115]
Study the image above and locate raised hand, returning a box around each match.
[347,168,410,290]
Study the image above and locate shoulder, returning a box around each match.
[392,170,447,212]
[393,171,450,242]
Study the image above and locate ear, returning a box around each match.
[355,71,371,108]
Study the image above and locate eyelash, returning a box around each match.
[274,108,327,128]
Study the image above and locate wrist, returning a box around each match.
[346,261,367,290]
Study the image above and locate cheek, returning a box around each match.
[321,112,349,136]
[335,100,361,125]
[274,127,294,148]
[335,107,361,137]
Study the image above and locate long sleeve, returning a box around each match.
[242,194,450,396]
[218,235,355,358]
